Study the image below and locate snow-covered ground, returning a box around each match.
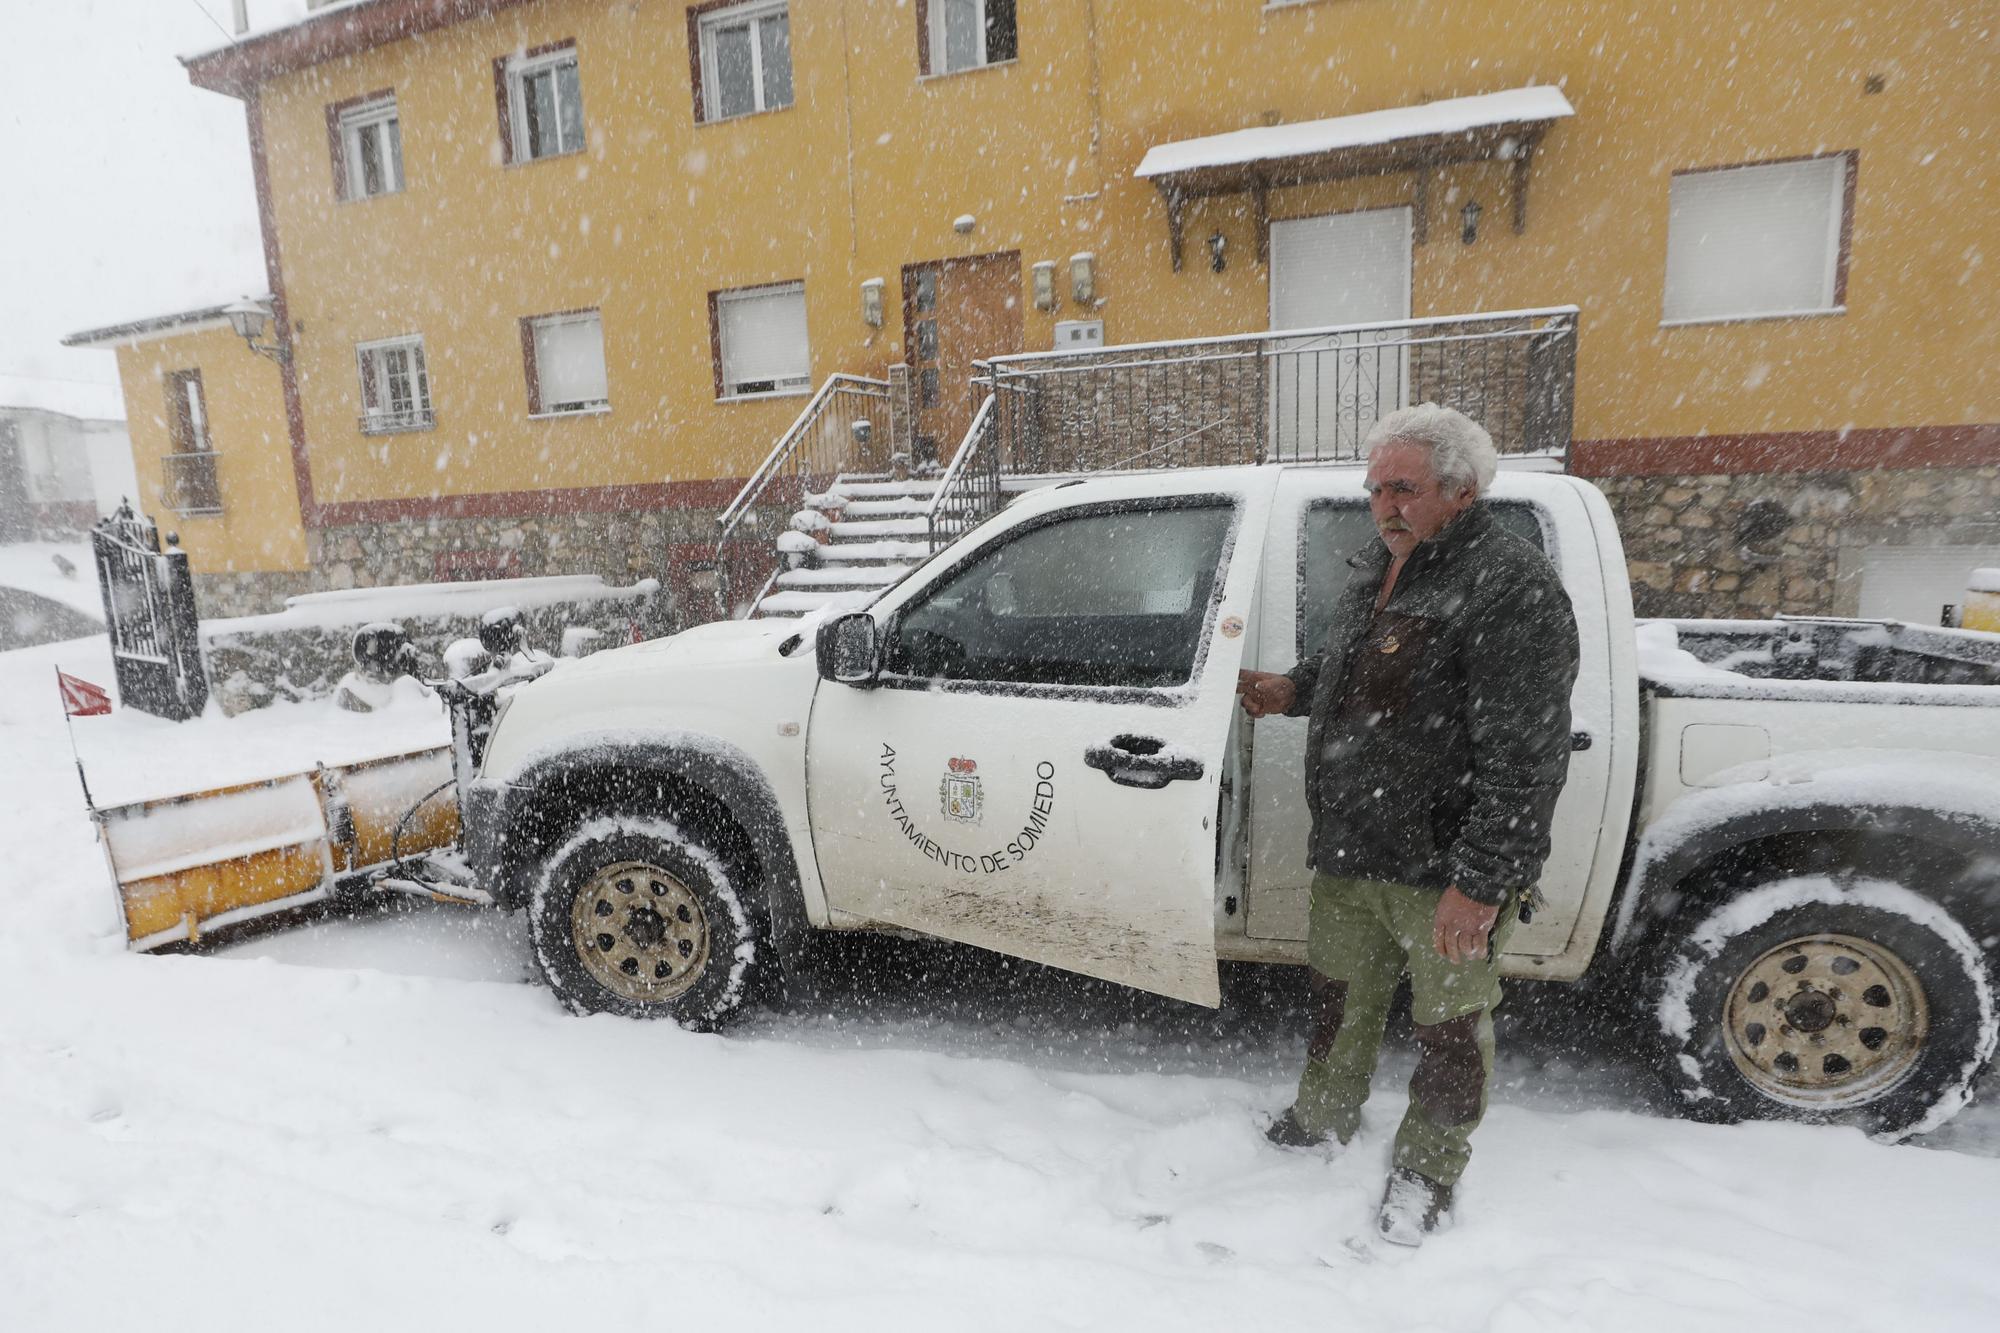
[0,541,100,619]
[3,631,1998,1331]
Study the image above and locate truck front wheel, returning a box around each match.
[1653,877,1996,1140]
[530,815,762,1030]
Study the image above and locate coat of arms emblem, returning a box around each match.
[940,757,983,824]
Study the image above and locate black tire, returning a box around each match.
[1652,877,1996,1139]
[530,815,763,1030]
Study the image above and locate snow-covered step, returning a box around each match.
[817,539,933,562]
[776,565,912,588]
[832,517,930,539]
[832,479,944,498]
[841,498,931,518]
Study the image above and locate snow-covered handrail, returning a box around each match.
[925,394,1000,551]
[715,373,889,532]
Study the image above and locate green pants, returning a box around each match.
[1289,873,1518,1187]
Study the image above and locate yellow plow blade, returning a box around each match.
[97,746,461,951]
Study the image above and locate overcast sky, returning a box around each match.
[1,0,319,419]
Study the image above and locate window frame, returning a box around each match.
[328,90,403,202]
[690,0,794,124]
[496,42,586,165]
[521,308,611,417]
[709,281,813,401]
[355,334,435,435]
[1660,151,1856,328]
[917,0,1018,78]
[164,369,212,455]
[877,494,1244,705]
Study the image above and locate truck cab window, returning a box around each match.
[886,503,1234,689]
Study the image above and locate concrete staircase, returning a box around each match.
[753,475,941,618]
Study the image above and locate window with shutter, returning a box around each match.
[695,2,793,122]
[1663,155,1850,325]
[527,311,610,414]
[356,335,434,434]
[713,283,811,398]
[335,95,403,200]
[503,46,586,163]
[921,0,1016,76]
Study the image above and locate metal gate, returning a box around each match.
[91,502,209,720]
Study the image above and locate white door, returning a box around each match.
[1243,475,1620,959]
[1268,208,1413,460]
[806,471,1280,1006]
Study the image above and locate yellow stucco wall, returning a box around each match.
[113,326,308,574]
[241,0,1994,509]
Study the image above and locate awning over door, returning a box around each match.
[1135,86,1575,268]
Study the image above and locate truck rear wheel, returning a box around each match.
[1653,877,1996,1139]
[530,815,762,1030]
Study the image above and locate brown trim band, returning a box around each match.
[247,91,320,529]
[1571,424,2000,478]
[314,477,748,527]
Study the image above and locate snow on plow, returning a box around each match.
[97,746,463,951]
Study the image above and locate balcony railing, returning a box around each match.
[979,306,1578,477]
[162,450,222,516]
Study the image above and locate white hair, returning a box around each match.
[1364,403,1498,497]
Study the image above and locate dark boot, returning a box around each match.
[1376,1166,1453,1246]
[1263,1106,1334,1149]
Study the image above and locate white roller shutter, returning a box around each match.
[532,312,608,410]
[1663,157,1846,324]
[718,284,810,395]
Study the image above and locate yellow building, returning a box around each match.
[75,0,2000,620]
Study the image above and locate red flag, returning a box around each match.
[58,671,112,718]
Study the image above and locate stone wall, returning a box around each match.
[191,504,727,621]
[1593,464,2000,620]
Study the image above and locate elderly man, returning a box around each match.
[1237,404,1579,1246]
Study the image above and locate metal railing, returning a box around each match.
[980,307,1578,476]
[162,450,223,516]
[925,392,1001,551]
[713,373,892,617]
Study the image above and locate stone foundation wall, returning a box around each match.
[190,504,727,621]
[1593,464,2000,619]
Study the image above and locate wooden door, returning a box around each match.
[903,251,1023,466]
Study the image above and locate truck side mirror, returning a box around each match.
[817,612,881,686]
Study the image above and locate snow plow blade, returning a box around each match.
[97,747,460,952]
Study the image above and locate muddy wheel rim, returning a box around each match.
[569,860,712,1004]
[1721,932,1929,1109]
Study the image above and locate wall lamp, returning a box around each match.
[225,297,290,364]
[1032,261,1058,312]
[860,277,885,329]
[1207,231,1228,273]
[1070,252,1096,305]
[1459,200,1483,246]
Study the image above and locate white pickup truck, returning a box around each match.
[465,465,2000,1138]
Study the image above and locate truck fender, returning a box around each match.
[1610,799,2000,956]
[480,732,815,965]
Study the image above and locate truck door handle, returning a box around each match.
[1570,731,1593,752]
[1083,735,1205,790]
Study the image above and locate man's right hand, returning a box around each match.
[1235,670,1296,718]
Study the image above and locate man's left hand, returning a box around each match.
[1434,886,1502,964]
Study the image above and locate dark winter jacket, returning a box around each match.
[1284,503,1580,905]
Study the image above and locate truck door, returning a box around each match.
[805,470,1279,1006]
[1244,472,1623,959]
